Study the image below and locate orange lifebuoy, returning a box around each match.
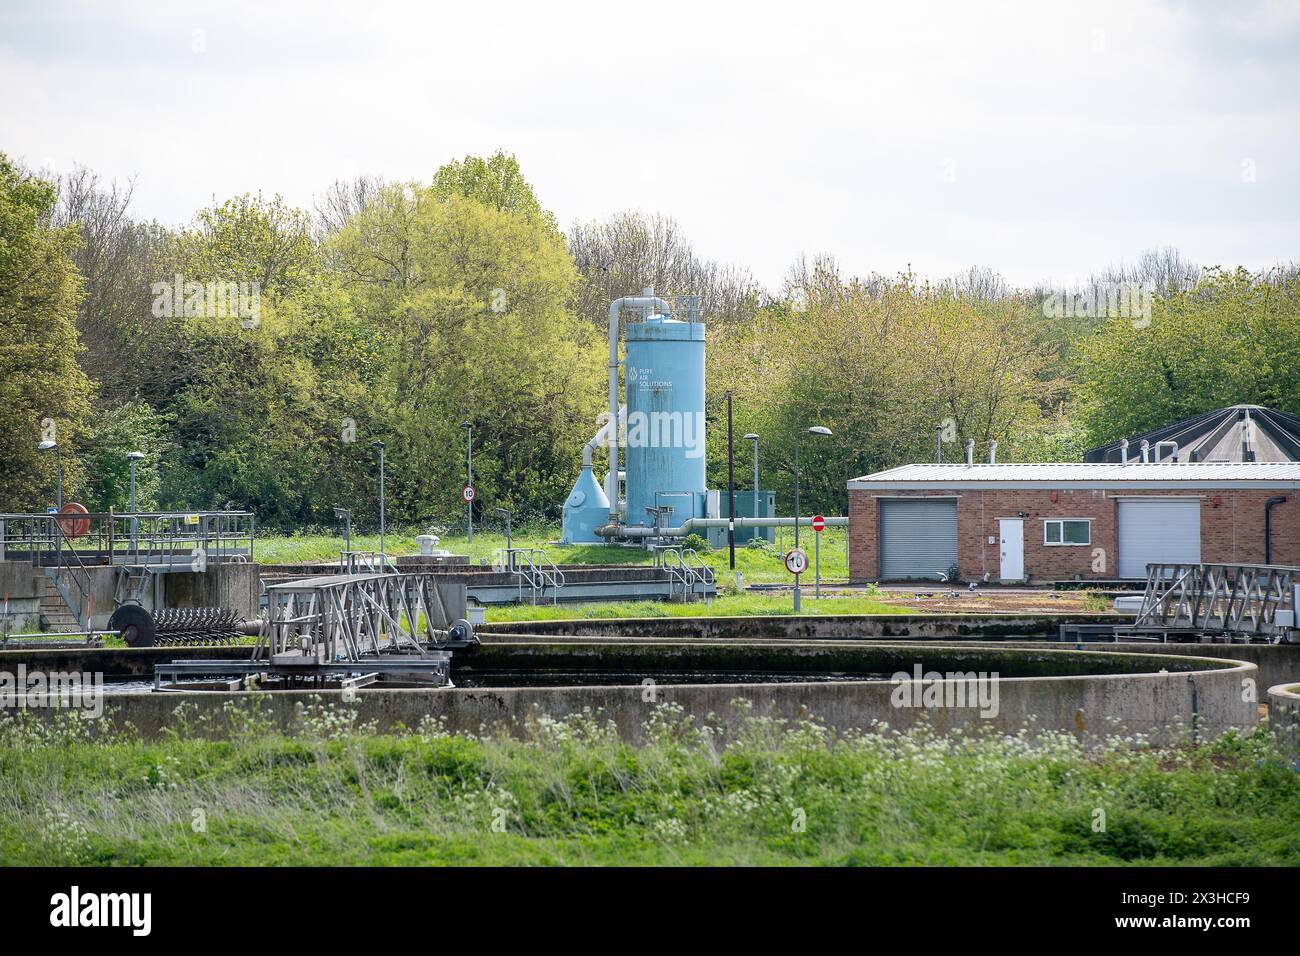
[56,502,90,538]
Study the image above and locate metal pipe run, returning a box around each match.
[607,292,671,520]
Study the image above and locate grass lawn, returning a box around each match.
[2,707,1295,866]
[253,525,851,587]
[484,589,908,622]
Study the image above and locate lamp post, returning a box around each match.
[727,393,736,570]
[793,425,832,612]
[461,421,473,544]
[333,507,353,568]
[495,508,512,567]
[127,450,145,551]
[37,440,62,509]
[744,433,759,531]
[371,441,386,560]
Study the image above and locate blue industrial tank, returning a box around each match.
[561,463,610,544]
[623,316,707,528]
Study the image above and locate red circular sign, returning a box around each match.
[811,515,826,533]
[462,485,476,502]
[56,502,90,539]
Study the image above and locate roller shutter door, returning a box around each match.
[1117,498,1201,578]
[879,499,958,579]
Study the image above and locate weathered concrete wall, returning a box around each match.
[480,613,1117,642]
[0,561,41,630]
[162,563,260,620]
[3,643,1256,745]
[1267,683,1300,756]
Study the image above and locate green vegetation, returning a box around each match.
[254,525,853,586]
[4,148,1299,524]
[1,707,1295,866]
[484,589,904,623]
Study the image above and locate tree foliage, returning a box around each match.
[0,153,93,511]
[1,144,1296,530]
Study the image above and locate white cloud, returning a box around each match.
[1,0,1296,288]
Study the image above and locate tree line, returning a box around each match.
[1,148,1297,529]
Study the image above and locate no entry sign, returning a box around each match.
[811,515,826,533]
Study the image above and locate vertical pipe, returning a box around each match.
[466,425,473,544]
[727,393,735,570]
[793,437,801,613]
[964,439,974,466]
[377,445,386,559]
[989,440,997,464]
[753,440,759,537]
[935,425,942,463]
[1120,439,1129,465]
[1265,496,1287,564]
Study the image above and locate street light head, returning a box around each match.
[460,421,472,429]
[37,440,57,451]
[808,426,833,437]
[743,433,759,441]
[371,440,385,450]
[127,451,145,461]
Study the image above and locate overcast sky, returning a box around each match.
[2,0,1297,289]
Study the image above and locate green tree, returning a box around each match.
[0,154,93,511]
[328,184,600,525]
[432,151,558,232]
[1075,267,1300,445]
[83,400,172,512]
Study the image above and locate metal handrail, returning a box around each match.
[503,548,565,604]
[0,511,254,568]
[46,516,94,629]
[657,546,712,601]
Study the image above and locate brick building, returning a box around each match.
[847,463,1300,583]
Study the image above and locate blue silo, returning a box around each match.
[623,316,707,529]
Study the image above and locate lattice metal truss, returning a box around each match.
[254,572,471,663]
[1127,563,1298,642]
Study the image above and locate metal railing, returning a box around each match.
[656,546,715,601]
[46,515,94,630]
[503,547,565,604]
[0,511,255,569]
[1127,562,1298,641]
[339,551,388,574]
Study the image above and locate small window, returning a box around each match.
[1044,519,1091,546]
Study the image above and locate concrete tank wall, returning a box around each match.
[3,643,1257,745]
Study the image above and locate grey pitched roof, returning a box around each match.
[1083,405,1300,463]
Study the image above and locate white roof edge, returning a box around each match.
[848,479,1300,490]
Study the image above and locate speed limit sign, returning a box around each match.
[462,485,476,502]
[784,547,808,575]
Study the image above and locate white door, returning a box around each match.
[999,518,1024,580]
[1117,498,1201,578]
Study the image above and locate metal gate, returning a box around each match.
[1117,498,1201,578]
[879,498,958,579]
